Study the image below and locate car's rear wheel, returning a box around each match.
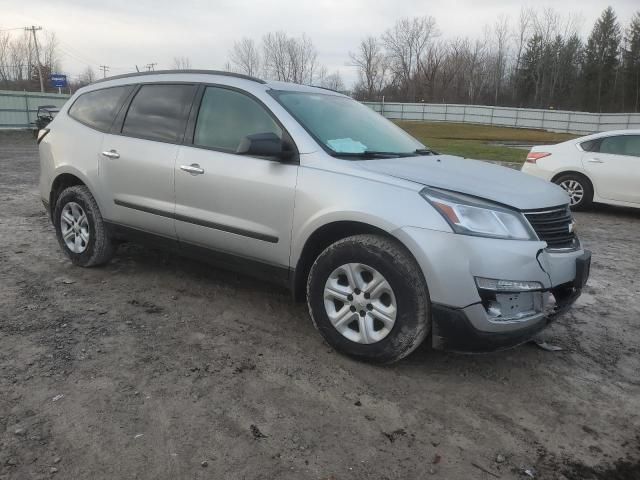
[53,185,115,267]
[554,173,593,210]
[306,234,430,364]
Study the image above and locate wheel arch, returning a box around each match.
[291,220,421,302]
[49,168,99,220]
[550,170,594,190]
[550,170,596,202]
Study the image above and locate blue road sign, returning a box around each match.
[49,74,67,89]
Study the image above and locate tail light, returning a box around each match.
[36,128,50,144]
[526,152,551,163]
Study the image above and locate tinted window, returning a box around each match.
[194,87,282,152]
[68,86,133,131]
[580,139,599,152]
[122,84,197,143]
[599,135,640,157]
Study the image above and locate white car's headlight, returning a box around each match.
[420,187,536,240]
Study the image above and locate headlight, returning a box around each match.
[420,187,536,240]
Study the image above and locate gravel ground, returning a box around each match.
[1,130,639,480]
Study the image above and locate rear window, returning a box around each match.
[121,84,197,143]
[68,86,133,132]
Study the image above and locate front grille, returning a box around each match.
[524,206,579,250]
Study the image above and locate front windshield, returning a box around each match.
[271,91,425,156]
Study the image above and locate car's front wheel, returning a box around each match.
[306,234,430,364]
[53,185,115,267]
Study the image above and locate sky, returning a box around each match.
[2,0,639,87]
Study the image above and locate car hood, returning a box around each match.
[353,154,569,210]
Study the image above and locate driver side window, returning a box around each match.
[193,86,282,152]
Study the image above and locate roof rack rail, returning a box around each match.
[92,69,266,85]
[310,85,341,93]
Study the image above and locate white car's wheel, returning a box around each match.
[554,173,593,211]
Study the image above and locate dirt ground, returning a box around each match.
[1,130,639,480]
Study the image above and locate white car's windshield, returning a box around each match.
[271,91,430,158]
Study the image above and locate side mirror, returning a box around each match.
[236,132,294,161]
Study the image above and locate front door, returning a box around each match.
[174,86,298,268]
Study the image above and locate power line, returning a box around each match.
[0,27,25,32]
[99,65,109,78]
[145,63,157,71]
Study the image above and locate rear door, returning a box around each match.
[582,134,640,204]
[174,85,298,269]
[101,83,198,237]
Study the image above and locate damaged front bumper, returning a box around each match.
[394,226,591,353]
[430,281,583,352]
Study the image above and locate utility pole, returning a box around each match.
[145,63,157,72]
[25,26,44,92]
[99,65,110,78]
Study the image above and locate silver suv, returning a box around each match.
[38,70,591,363]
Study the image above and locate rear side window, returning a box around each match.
[599,135,640,157]
[193,86,282,152]
[579,139,599,152]
[122,84,197,143]
[68,86,133,132]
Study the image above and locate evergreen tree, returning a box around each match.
[582,7,622,112]
[623,12,640,112]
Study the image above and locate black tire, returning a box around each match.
[553,173,593,211]
[306,234,430,364]
[53,185,115,267]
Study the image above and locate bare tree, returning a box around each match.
[172,56,192,70]
[229,38,260,76]
[491,15,510,104]
[78,66,96,85]
[419,40,446,101]
[382,16,438,100]
[320,70,344,91]
[262,32,317,84]
[349,36,386,99]
[0,32,10,84]
[262,31,291,81]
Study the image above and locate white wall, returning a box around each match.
[363,102,640,135]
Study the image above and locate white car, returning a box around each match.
[521,130,640,210]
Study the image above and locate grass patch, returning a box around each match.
[395,121,578,163]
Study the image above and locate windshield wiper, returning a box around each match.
[332,151,403,159]
[414,148,438,155]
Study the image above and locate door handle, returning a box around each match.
[587,158,604,163]
[180,163,205,175]
[101,149,120,159]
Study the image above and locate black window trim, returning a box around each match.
[183,83,299,164]
[69,80,300,163]
[114,81,200,145]
[67,84,135,133]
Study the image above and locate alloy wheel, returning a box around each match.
[559,179,584,206]
[323,263,397,344]
[60,202,90,253]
